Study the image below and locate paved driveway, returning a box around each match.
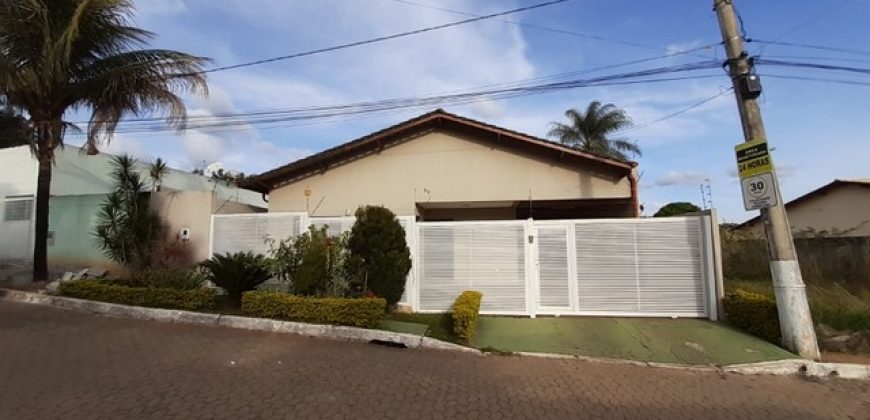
[0,301,867,419]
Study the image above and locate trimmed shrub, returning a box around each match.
[346,206,411,306]
[201,252,271,307]
[118,268,205,290]
[451,291,483,343]
[723,289,781,344]
[268,226,350,297]
[58,280,216,310]
[241,291,386,328]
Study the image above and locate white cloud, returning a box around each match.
[101,134,150,160]
[655,171,710,186]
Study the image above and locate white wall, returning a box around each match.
[0,146,37,261]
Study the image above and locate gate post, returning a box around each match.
[525,218,538,318]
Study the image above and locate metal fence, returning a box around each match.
[209,213,720,319]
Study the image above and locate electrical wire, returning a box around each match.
[762,0,853,44]
[66,61,722,135]
[183,0,574,76]
[620,88,734,133]
[83,44,719,126]
[759,74,870,87]
[749,39,870,58]
[755,58,870,76]
[383,0,716,58]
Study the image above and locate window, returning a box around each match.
[3,199,33,221]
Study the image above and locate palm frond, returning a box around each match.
[547,101,641,161]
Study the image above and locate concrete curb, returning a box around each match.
[0,289,478,354]
[2,288,867,379]
[502,351,869,380]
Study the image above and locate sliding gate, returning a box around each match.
[415,216,717,319]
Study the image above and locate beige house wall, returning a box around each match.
[740,185,870,238]
[268,131,631,217]
[152,191,263,263]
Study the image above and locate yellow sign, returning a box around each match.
[735,139,773,179]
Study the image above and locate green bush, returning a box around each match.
[723,289,781,344]
[117,268,205,290]
[451,291,483,343]
[58,280,216,310]
[201,252,271,307]
[241,291,385,328]
[268,226,350,297]
[346,206,411,306]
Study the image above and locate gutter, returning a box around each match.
[629,170,640,217]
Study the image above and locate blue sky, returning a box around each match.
[66,0,870,223]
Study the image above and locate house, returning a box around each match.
[241,109,640,220]
[735,178,870,237]
[0,145,266,274]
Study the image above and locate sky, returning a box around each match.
[64,0,870,223]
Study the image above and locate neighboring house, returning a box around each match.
[0,145,266,273]
[241,109,640,220]
[735,179,870,238]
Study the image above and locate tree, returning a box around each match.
[547,101,641,161]
[346,206,411,307]
[0,1,208,281]
[148,158,169,192]
[93,155,164,269]
[653,202,701,217]
[0,103,29,149]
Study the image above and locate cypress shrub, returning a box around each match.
[346,206,411,306]
[452,291,483,343]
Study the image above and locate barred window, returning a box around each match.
[3,199,33,221]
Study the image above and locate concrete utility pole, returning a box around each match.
[713,0,820,360]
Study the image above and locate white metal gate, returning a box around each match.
[414,216,717,319]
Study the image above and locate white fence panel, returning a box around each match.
[635,218,706,315]
[210,212,306,256]
[574,222,640,312]
[536,226,571,309]
[417,222,526,313]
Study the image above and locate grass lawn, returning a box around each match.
[726,279,870,332]
[381,312,795,365]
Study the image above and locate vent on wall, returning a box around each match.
[3,199,33,221]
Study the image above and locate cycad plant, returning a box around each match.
[201,252,271,307]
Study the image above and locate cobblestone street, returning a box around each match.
[1,301,867,419]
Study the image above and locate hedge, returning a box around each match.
[241,291,386,328]
[723,289,781,344]
[451,291,483,342]
[57,280,217,311]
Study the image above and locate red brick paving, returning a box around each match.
[0,301,867,419]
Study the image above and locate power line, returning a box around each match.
[755,58,870,76]
[383,0,716,58]
[763,0,853,45]
[621,88,734,133]
[760,73,870,87]
[68,61,722,135]
[186,0,574,76]
[761,54,870,65]
[749,39,870,57]
[93,45,718,126]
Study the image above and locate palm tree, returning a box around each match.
[149,157,169,192]
[0,1,208,281]
[547,101,641,161]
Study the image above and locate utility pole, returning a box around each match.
[713,0,819,360]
